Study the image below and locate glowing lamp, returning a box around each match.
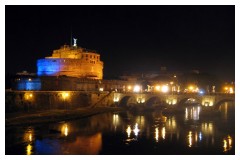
[161,85,169,93]
[133,85,141,92]
[62,92,69,100]
[155,85,161,91]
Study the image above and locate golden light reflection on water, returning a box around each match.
[166,116,176,130]
[61,124,69,136]
[133,123,140,136]
[29,133,32,142]
[201,122,214,135]
[223,135,232,152]
[26,144,32,155]
[113,114,119,130]
[63,133,102,154]
[126,125,131,138]
[24,128,34,155]
[161,127,166,140]
[24,128,34,142]
[185,106,201,121]
[155,127,159,142]
[136,116,145,128]
[188,131,192,147]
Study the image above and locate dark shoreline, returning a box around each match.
[6,107,124,127]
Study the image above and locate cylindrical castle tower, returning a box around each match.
[37,44,103,79]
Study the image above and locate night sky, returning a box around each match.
[5,5,235,81]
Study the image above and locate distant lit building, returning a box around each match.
[13,71,41,90]
[37,43,103,79]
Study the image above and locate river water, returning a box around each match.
[6,102,234,155]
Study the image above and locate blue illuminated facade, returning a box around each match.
[37,59,63,76]
[16,78,41,90]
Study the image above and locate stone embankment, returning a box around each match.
[6,107,123,127]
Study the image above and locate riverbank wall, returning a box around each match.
[5,90,115,113]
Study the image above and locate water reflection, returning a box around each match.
[133,123,140,137]
[223,135,232,152]
[24,127,34,142]
[201,122,213,135]
[155,127,159,142]
[126,125,131,138]
[6,103,234,155]
[61,124,69,136]
[185,106,201,120]
[188,131,192,147]
[161,127,166,140]
[26,144,32,155]
[113,114,119,130]
[24,127,34,155]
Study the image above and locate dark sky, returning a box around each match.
[5,5,235,81]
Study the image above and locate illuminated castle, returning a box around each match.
[37,39,103,79]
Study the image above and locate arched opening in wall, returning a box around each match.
[119,96,137,108]
[145,96,162,108]
[178,97,201,107]
[215,99,235,111]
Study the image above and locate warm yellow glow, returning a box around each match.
[133,85,141,92]
[155,85,161,91]
[188,131,192,147]
[155,127,159,142]
[209,101,213,106]
[228,135,232,147]
[24,93,33,100]
[185,108,188,120]
[189,86,194,91]
[26,144,32,155]
[223,139,227,152]
[126,125,131,138]
[195,132,198,142]
[133,123,140,136]
[137,97,145,103]
[29,133,32,142]
[127,86,132,90]
[62,92,69,100]
[223,86,234,94]
[113,114,119,127]
[64,125,68,136]
[161,85,169,93]
[172,99,177,105]
[99,87,104,91]
[201,122,214,135]
[61,124,69,136]
[229,87,233,94]
[222,135,233,152]
[161,127,166,140]
[113,97,119,102]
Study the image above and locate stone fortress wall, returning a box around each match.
[37,44,103,79]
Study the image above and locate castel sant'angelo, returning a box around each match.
[37,39,103,79]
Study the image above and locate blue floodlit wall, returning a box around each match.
[16,78,41,90]
[37,59,63,76]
